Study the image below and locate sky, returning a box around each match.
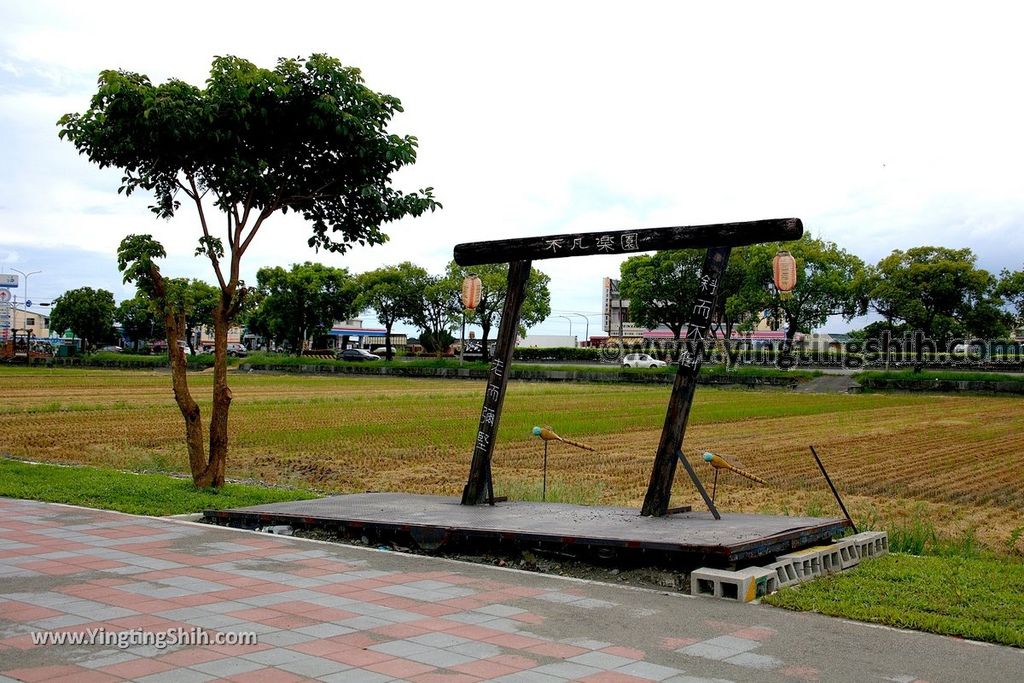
[1,1,1023,338]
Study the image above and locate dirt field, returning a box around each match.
[2,367,1022,553]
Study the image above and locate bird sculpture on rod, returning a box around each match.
[703,451,767,503]
[532,426,594,502]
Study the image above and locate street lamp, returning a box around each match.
[10,269,40,333]
[554,315,573,341]
[568,313,590,346]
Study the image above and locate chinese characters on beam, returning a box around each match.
[543,233,640,255]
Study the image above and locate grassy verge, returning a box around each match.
[243,352,820,380]
[856,369,1022,382]
[764,553,1024,647]
[0,458,317,516]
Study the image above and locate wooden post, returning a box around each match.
[461,260,532,505]
[641,247,732,517]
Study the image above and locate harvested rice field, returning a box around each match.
[1,367,1022,553]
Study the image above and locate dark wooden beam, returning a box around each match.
[641,246,731,517]
[454,218,802,266]
[461,260,533,505]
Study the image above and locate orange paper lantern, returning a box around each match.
[773,251,797,299]
[461,275,482,310]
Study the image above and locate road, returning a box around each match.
[0,498,1020,682]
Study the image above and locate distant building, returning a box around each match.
[520,334,578,348]
[10,306,50,340]
[327,319,406,352]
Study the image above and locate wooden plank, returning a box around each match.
[461,260,533,505]
[454,218,801,266]
[641,247,732,517]
[675,449,720,520]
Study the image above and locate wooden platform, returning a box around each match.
[206,493,848,567]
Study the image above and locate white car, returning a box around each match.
[622,353,666,368]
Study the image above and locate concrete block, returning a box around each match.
[834,537,860,570]
[766,558,800,588]
[691,567,777,602]
[847,531,889,560]
[778,547,823,580]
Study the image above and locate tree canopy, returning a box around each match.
[356,262,429,361]
[50,287,116,350]
[619,250,704,341]
[115,292,158,352]
[445,262,551,360]
[248,262,358,353]
[869,247,1007,342]
[65,54,439,488]
[741,235,868,344]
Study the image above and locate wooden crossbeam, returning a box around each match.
[454,218,802,266]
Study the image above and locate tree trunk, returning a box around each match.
[385,322,394,361]
[480,320,491,362]
[202,305,232,488]
[148,268,207,483]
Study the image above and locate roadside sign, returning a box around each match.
[0,290,9,302]
[0,274,17,287]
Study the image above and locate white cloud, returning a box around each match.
[2,1,1023,335]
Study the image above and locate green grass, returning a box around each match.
[856,369,1023,383]
[764,553,1024,647]
[243,352,819,380]
[0,458,317,516]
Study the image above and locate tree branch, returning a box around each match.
[187,174,227,291]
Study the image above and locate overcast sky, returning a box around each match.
[2,1,1022,337]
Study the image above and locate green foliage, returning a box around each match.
[513,347,603,362]
[619,250,704,339]
[247,262,357,353]
[446,261,552,360]
[998,267,1024,324]
[357,262,430,361]
[412,273,462,353]
[59,54,440,253]
[856,369,1023,383]
[0,459,316,516]
[49,287,117,350]
[869,247,1009,342]
[741,234,868,342]
[115,292,158,352]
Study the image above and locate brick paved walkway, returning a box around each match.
[0,498,1019,682]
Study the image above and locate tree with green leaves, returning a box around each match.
[410,273,461,355]
[49,287,116,351]
[741,234,868,346]
[115,292,158,352]
[870,247,1004,348]
[618,250,703,341]
[998,268,1024,327]
[63,54,439,488]
[445,262,551,361]
[248,262,358,353]
[356,262,429,361]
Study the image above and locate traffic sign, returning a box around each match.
[0,274,17,287]
[0,290,9,302]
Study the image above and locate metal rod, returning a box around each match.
[542,441,548,502]
[675,449,720,520]
[711,469,719,504]
[809,445,857,533]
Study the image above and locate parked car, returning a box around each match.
[226,343,248,357]
[336,348,381,362]
[622,353,666,368]
[98,345,123,353]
